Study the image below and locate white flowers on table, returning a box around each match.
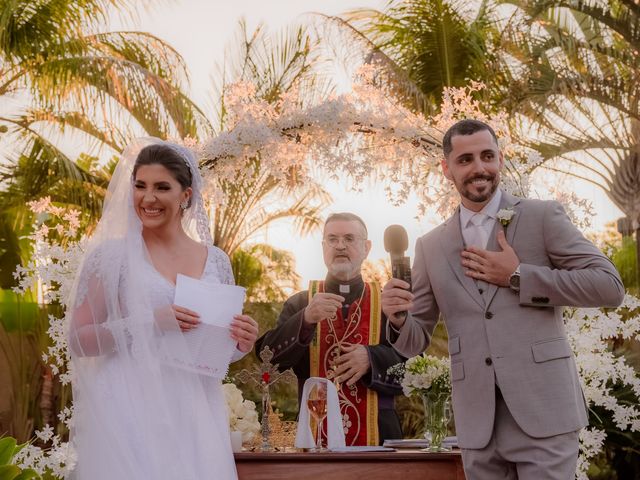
[222,383,260,443]
[388,353,451,398]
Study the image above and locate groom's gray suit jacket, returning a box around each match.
[390,191,624,449]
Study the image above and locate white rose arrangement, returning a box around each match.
[388,354,451,398]
[222,383,260,443]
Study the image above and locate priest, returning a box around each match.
[256,212,404,446]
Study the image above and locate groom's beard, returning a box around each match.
[460,173,499,204]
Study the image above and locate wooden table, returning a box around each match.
[234,450,466,480]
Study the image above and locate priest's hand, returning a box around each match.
[461,230,519,287]
[334,344,370,386]
[231,314,259,353]
[382,279,413,328]
[303,293,345,325]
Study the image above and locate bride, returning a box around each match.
[67,139,258,479]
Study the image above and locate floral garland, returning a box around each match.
[11,198,83,477]
[198,72,542,219]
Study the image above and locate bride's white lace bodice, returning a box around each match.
[144,245,235,309]
[72,245,239,480]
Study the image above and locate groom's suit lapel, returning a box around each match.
[440,208,485,309]
[484,191,522,306]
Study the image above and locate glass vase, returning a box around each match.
[422,392,451,452]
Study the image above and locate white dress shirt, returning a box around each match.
[460,189,502,249]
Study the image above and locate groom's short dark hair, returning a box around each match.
[442,119,498,158]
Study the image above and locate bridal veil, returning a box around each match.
[67,138,237,479]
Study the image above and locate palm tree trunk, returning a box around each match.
[40,365,54,427]
[636,227,640,287]
[617,217,633,238]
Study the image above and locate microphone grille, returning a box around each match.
[384,225,409,253]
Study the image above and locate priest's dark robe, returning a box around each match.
[256,274,405,445]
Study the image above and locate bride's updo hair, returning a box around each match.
[132,144,193,190]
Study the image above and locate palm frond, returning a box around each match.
[29,53,208,139]
[0,0,131,59]
[501,0,640,229]
[337,0,503,112]
[609,150,640,220]
[554,0,640,48]
[319,13,432,114]
[22,108,130,151]
[213,164,331,255]
[0,125,107,216]
[88,31,190,88]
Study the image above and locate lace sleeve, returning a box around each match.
[73,240,127,307]
[208,246,235,285]
[69,241,130,357]
[74,246,103,307]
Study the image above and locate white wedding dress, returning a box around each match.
[70,246,241,480]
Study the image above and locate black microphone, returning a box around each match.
[384,225,412,290]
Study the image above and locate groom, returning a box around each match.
[382,119,624,479]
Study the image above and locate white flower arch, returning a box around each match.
[198,71,539,219]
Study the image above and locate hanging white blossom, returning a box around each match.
[199,74,540,219]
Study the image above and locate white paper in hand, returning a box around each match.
[174,274,245,328]
[160,275,246,378]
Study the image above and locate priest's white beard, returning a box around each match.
[329,262,357,281]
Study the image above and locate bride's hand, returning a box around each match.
[171,304,201,332]
[230,315,259,353]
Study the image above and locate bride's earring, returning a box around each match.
[180,200,189,210]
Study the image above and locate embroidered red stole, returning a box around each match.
[308,280,380,446]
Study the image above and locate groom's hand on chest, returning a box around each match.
[461,230,520,287]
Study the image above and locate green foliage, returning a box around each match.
[424,321,449,358]
[611,236,639,294]
[0,203,33,290]
[499,0,640,232]
[0,290,38,332]
[0,436,41,480]
[394,321,450,437]
[343,0,503,114]
[228,301,299,420]
[232,244,301,303]
[395,395,425,438]
[0,294,66,443]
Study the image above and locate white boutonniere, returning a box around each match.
[496,208,516,227]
